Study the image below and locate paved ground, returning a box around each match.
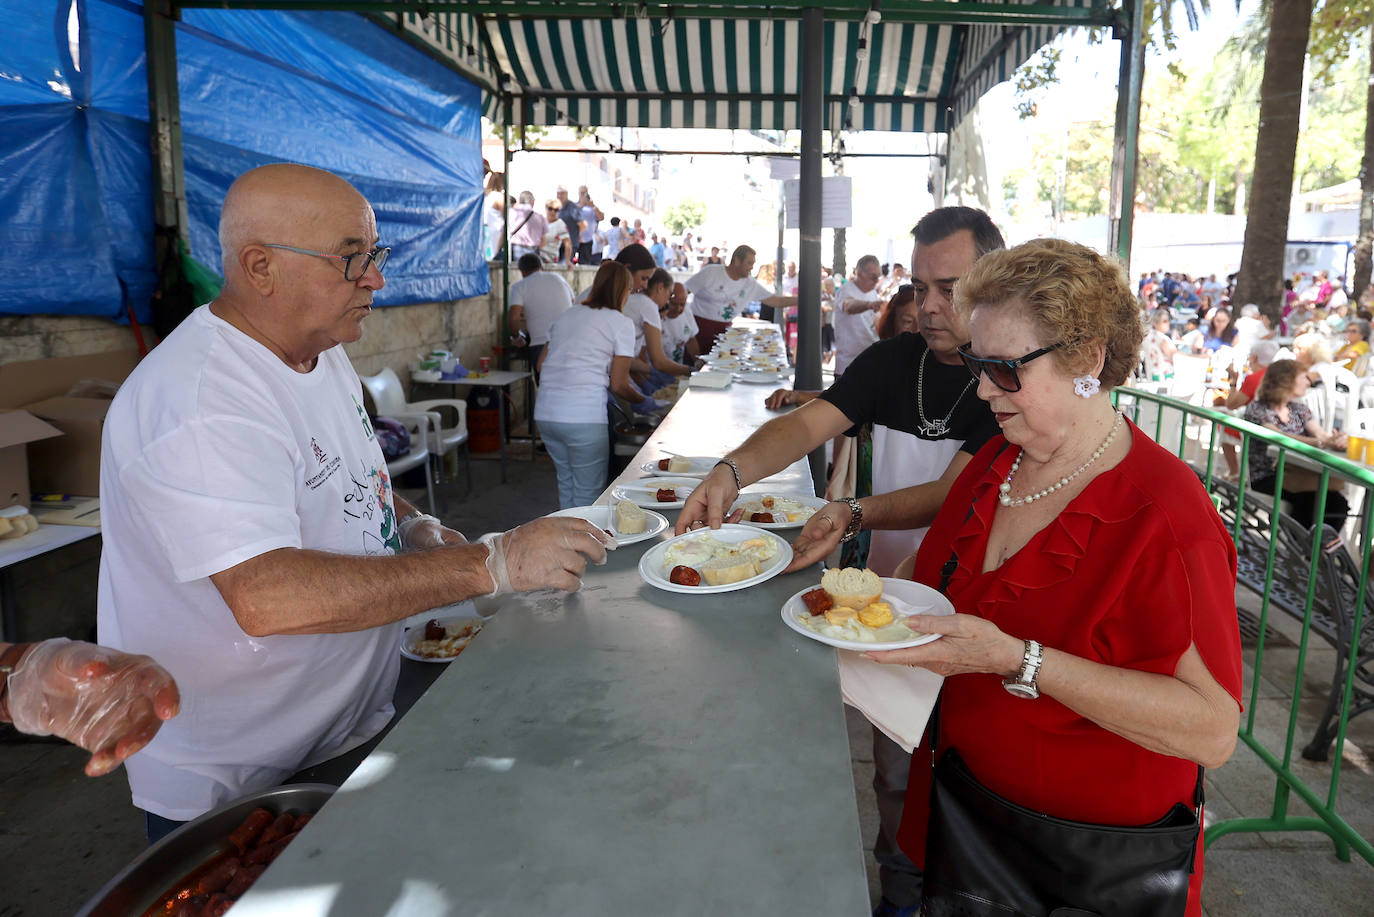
[4,452,1374,915]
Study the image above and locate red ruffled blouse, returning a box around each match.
[898,421,1244,916]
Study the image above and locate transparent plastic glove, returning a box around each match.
[7,638,180,776]
[478,517,613,595]
[398,513,464,550]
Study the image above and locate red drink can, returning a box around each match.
[479,356,491,373]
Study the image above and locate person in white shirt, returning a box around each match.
[684,245,797,352]
[659,282,700,366]
[540,199,572,264]
[536,261,660,507]
[1230,302,1270,370]
[603,217,625,260]
[831,254,884,374]
[508,253,575,373]
[508,190,547,262]
[627,268,693,390]
[99,164,610,841]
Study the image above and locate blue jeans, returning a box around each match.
[539,420,609,508]
[145,810,187,845]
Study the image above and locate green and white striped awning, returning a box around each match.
[386,0,1114,134]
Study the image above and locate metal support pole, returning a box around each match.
[1108,0,1144,270]
[144,0,189,249]
[798,7,826,493]
[501,110,512,365]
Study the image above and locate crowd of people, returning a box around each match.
[6,167,1259,917]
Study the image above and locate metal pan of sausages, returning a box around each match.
[75,783,335,917]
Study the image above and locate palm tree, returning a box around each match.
[1231,0,1314,319]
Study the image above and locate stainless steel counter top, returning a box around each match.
[233,379,869,916]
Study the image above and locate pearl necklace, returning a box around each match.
[999,412,1123,507]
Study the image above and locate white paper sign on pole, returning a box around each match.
[784,176,853,229]
[769,157,801,181]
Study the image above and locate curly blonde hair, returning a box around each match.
[954,238,1143,389]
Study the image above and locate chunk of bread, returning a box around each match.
[700,555,760,586]
[667,456,692,473]
[613,499,646,534]
[821,567,883,609]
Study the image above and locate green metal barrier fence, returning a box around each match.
[1113,386,1374,866]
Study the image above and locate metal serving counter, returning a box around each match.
[232,379,871,916]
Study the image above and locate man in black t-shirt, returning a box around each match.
[677,205,1005,917]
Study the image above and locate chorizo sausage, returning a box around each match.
[256,812,296,847]
[244,830,300,867]
[228,807,273,855]
[223,862,267,898]
[801,588,833,616]
[669,565,702,586]
[655,488,678,503]
[749,512,775,523]
[657,458,672,470]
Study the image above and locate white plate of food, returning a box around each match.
[610,478,700,509]
[639,524,793,594]
[401,614,484,662]
[732,493,828,528]
[640,455,720,478]
[781,572,953,651]
[547,503,668,547]
[735,371,788,384]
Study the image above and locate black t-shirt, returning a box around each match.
[819,332,999,455]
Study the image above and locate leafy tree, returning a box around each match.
[1232,0,1313,318]
[662,198,707,236]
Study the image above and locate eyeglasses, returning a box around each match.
[263,243,390,281]
[957,341,1063,393]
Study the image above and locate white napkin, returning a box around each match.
[838,650,943,753]
[688,371,734,389]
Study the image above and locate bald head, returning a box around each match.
[211,164,384,368]
[219,164,374,277]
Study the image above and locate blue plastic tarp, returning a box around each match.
[0,0,488,321]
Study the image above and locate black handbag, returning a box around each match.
[921,449,1203,917]
[921,749,1202,917]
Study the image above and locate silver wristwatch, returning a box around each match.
[1003,639,1044,699]
[839,497,864,543]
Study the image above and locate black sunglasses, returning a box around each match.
[957,341,1063,393]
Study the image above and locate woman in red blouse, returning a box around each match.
[868,238,1243,916]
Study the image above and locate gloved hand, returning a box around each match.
[6,638,180,777]
[398,512,466,550]
[634,397,667,416]
[478,517,613,595]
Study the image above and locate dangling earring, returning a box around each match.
[1073,375,1101,398]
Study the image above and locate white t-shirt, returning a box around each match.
[604,225,624,260]
[831,279,880,373]
[534,305,636,425]
[623,292,663,358]
[685,264,772,323]
[541,220,571,263]
[97,306,401,821]
[661,310,700,363]
[510,271,575,346]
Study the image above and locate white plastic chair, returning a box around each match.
[360,368,471,493]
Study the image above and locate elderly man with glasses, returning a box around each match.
[831,254,886,376]
[98,163,610,842]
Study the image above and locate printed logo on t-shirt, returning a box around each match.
[352,394,376,442]
[311,438,328,464]
[342,458,401,554]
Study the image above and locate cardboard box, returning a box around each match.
[0,411,64,509]
[22,397,113,498]
[0,350,139,500]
